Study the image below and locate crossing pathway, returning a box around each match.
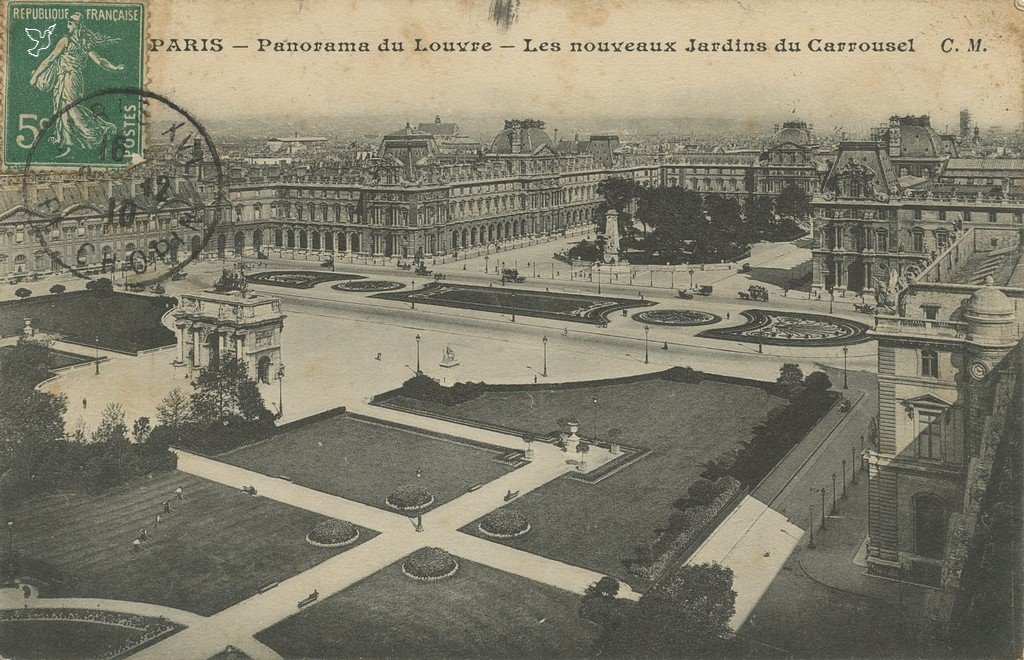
[131,413,625,657]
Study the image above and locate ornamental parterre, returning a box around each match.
[401,547,459,581]
[698,309,870,347]
[632,309,722,327]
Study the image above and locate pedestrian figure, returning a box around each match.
[82,398,87,409]
[662,341,669,350]
[139,527,148,541]
[533,375,538,384]
[174,486,183,501]
[163,500,171,513]
[726,312,730,320]
[132,538,141,553]
[155,514,162,525]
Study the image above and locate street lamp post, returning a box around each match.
[831,472,838,514]
[644,325,650,364]
[842,459,848,498]
[94,336,100,375]
[808,504,816,549]
[510,294,516,323]
[415,334,421,375]
[689,268,695,290]
[816,486,826,528]
[484,254,489,273]
[842,346,849,389]
[542,335,548,377]
[411,280,415,309]
[277,365,285,418]
[851,445,859,484]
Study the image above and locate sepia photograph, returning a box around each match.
[0,0,1022,657]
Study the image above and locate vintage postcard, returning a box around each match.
[0,1,1021,658]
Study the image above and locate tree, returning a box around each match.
[803,371,833,396]
[132,417,152,445]
[14,288,31,300]
[189,355,272,427]
[48,284,66,294]
[776,184,812,223]
[776,363,805,396]
[93,403,129,446]
[156,388,191,429]
[585,576,621,599]
[603,563,736,657]
[743,195,777,241]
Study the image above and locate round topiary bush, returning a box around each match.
[402,547,459,581]
[386,484,434,511]
[478,508,530,538]
[306,519,359,547]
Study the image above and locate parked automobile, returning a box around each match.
[696,285,713,296]
[677,289,693,300]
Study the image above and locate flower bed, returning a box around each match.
[385,484,434,511]
[331,280,405,292]
[306,519,360,547]
[478,509,530,538]
[401,547,459,581]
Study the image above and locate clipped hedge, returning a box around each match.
[630,476,742,582]
[402,547,459,580]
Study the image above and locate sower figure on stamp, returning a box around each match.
[28,13,124,157]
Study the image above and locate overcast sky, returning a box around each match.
[146,0,1023,133]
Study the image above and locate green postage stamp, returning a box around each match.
[3,2,145,169]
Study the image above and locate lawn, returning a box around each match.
[2,472,373,616]
[256,557,598,658]
[372,282,653,324]
[384,373,787,586]
[0,345,96,375]
[0,290,175,353]
[0,620,135,659]
[218,413,515,512]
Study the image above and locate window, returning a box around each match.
[914,494,947,558]
[921,349,939,377]
[989,211,997,223]
[917,411,942,460]
[912,231,924,253]
[922,305,939,320]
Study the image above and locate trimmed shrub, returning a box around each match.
[480,509,530,537]
[686,477,724,506]
[667,366,703,383]
[307,519,358,546]
[386,484,433,510]
[403,547,458,580]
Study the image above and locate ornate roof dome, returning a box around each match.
[772,121,813,146]
[967,276,1014,316]
[490,120,553,154]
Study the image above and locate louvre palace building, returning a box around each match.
[0,118,825,279]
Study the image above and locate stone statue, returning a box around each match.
[439,345,460,368]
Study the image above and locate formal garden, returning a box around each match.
[372,282,653,325]
[0,288,176,353]
[256,558,599,658]
[244,270,363,289]
[331,279,404,292]
[0,472,372,616]
[218,413,516,513]
[378,367,838,587]
[698,309,870,347]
